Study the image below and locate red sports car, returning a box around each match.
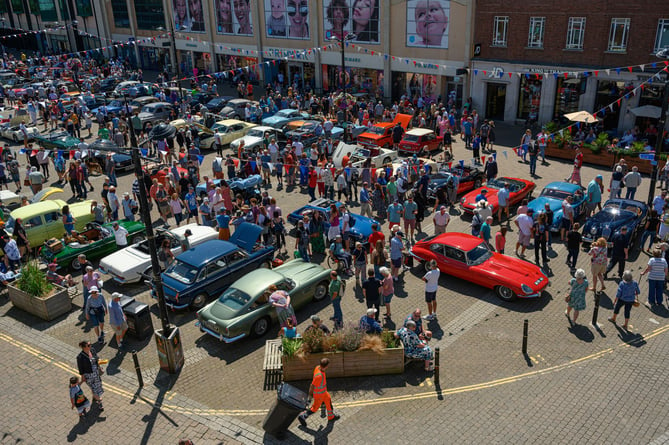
[410,233,549,301]
[461,177,535,215]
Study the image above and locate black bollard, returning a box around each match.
[592,292,601,326]
[434,346,440,385]
[132,351,144,388]
[522,319,529,354]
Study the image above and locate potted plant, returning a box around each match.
[7,261,71,321]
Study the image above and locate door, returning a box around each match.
[288,63,303,90]
[24,215,46,245]
[486,83,506,121]
[204,259,228,296]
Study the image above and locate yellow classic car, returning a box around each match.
[210,119,256,146]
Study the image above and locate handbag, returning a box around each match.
[564,295,571,303]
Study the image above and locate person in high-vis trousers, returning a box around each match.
[298,358,340,426]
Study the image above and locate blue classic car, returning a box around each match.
[161,223,275,310]
[261,109,310,129]
[287,198,380,245]
[527,182,587,232]
[582,199,648,245]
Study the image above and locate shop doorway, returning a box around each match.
[288,63,303,91]
[486,83,506,120]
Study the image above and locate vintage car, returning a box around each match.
[170,119,217,150]
[332,142,397,169]
[211,119,257,146]
[218,99,257,120]
[399,128,445,156]
[526,182,587,232]
[34,130,81,150]
[229,125,287,153]
[410,233,549,301]
[0,123,40,142]
[287,198,380,245]
[261,108,311,129]
[5,198,95,247]
[137,102,176,128]
[196,259,331,342]
[425,165,485,204]
[39,220,146,270]
[99,223,218,285]
[162,223,276,310]
[461,177,536,215]
[356,113,412,149]
[582,199,648,246]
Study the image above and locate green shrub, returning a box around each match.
[301,326,325,354]
[381,329,399,348]
[338,323,364,351]
[15,260,53,298]
[281,338,303,357]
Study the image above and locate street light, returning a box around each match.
[157,25,184,104]
[329,26,356,92]
[646,49,669,205]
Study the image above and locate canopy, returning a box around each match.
[564,111,598,123]
[629,105,662,119]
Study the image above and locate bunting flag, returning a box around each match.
[196,155,204,165]
[140,148,148,157]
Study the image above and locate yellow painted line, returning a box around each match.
[2,323,669,415]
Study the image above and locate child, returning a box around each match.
[70,376,91,420]
[267,0,287,37]
[280,317,298,338]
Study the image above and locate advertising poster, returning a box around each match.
[322,0,380,44]
[264,0,310,39]
[173,0,205,33]
[406,0,450,48]
[216,0,254,35]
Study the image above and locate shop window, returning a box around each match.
[608,18,629,52]
[527,17,545,49]
[594,80,624,130]
[27,0,38,13]
[111,0,130,28]
[517,76,542,120]
[76,0,92,16]
[554,78,586,119]
[38,0,57,21]
[655,19,669,52]
[135,0,165,30]
[566,17,586,50]
[10,0,23,13]
[492,16,508,47]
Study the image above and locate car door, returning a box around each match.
[203,258,227,296]
[44,210,63,240]
[24,214,46,245]
[431,243,468,278]
[224,250,250,284]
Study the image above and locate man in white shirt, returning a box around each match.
[422,260,440,320]
[433,206,450,235]
[268,138,279,163]
[514,209,535,257]
[497,182,510,222]
[112,221,129,248]
[293,139,303,157]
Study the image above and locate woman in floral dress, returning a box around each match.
[372,183,386,220]
[588,237,608,292]
[565,268,588,325]
[395,320,434,371]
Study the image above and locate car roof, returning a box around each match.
[544,181,582,193]
[432,233,483,251]
[178,240,238,265]
[249,126,276,133]
[11,199,63,218]
[216,119,245,125]
[232,269,284,295]
[406,128,434,136]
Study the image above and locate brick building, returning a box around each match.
[470,1,669,133]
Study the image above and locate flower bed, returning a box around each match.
[8,283,70,321]
[544,142,654,174]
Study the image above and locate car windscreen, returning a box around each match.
[246,129,265,138]
[540,188,571,200]
[218,287,252,310]
[467,243,492,265]
[403,134,420,143]
[366,126,386,135]
[165,260,199,284]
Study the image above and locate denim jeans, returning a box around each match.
[529,156,537,175]
[625,187,637,200]
[648,279,665,305]
[332,297,343,325]
[641,230,656,250]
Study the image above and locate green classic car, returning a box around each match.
[39,220,146,271]
[197,260,331,342]
[34,130,81,151]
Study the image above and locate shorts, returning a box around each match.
[404,219,416,230]
[586,202,597,214]
[189,208,199,217]
[341,231,349,242]
[425,291,437,302]
[391,257,402,268]
[388,221,400,232]
[518,232,531,247]
[560,218,571,231]
[383,293,393,304]
[112,320,128,334]
[88,307,105,326]
[591,262,606,276]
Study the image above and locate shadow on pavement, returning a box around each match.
[568,323,594,342]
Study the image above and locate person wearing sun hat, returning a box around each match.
[84,286,108,344]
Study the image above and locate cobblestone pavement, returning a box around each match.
[1,113,669,444]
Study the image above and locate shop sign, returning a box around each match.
[524,67,561,74]
[487,67,504,78]
[186,43,197,48]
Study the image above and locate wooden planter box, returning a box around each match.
[544,142,654,174]
[282,344,404,381]
[7,283,71,321]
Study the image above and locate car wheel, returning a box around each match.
[251,317,271,337]
[313,281,328,301]
[382,143,389,148]
[234,115,240,120]
[70,258,81,271]
[190,293,208,310]
[495,285,517,302]
[131,234,146,244]
[260,260,271,269]
[474,179,482,188]
[383,157,391,164]
[424,260,433,273]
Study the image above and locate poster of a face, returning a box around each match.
[406,0,449,48]
[322,0,380,44]
[188,0,205,32]
[264,0,310,39]
[173,0,192,32]
[217,0,254,35]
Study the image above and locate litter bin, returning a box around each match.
[123,301,153,340]
[262,383,308,437]
[118,295,135,309]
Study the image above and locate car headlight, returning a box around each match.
[521,284,533,294]
[460,197,465,204]
[590,227,597,235]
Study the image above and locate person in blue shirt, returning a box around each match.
[586,175,603,218]
[609,270,640,331]
[472,133,481,164]
[479,215,493,247]
[184,186,199,225]
[390,229,404,280]
[387,200,403,235]
[475,189,488,203]
[216,208,231,240]
[329,234,352,273]
[359,308,382,334]
[462,117,473,148]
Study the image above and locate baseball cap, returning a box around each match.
[310,315,321,322]
[367,308,377,316]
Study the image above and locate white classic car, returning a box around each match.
[98,223,218,284]
[229,125,284,153]
[332,142,398,169]
[0,123,40,142]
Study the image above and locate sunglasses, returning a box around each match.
[287,4,308,16]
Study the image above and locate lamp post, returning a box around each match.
[157,25,184,105]
[330,24,356,92]
[646,50,669,206]
[122,93,184,374]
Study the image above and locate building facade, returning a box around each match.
[471,1,669,133]
[103,0,475,104]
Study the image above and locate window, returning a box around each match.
[608,18,630,52]
[10,0,24,13]
[527,17,545,48]
[135,0,165,30]
[492,16,509,47]
[38,0,57,21]
[45,212,59,223]
[566,17,586,50]
[655,19,669,52]
[26,216,42,228]
[76,0,92,16]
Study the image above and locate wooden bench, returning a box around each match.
[262,339,283,390]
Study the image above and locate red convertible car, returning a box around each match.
[410,233,549,301]
[461,177,535,215]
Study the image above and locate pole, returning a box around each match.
[433,346,440,385]
[132,351,144,387]
[647,75,669,205]
[168,22,184,106]
[340,22,345,92]
[522,319,528,354]
[591,291,601,327]
[124,95,171,335]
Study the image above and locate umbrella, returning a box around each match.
[149,123,176,140]
[564,111,599,123]
[630,105,662,119]
[89,139,123,152]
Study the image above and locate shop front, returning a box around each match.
[216,53,260,86]
[389,58,463,109]
[138,44,170,72]
[262,48,316,93]
[321,51,384,97]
